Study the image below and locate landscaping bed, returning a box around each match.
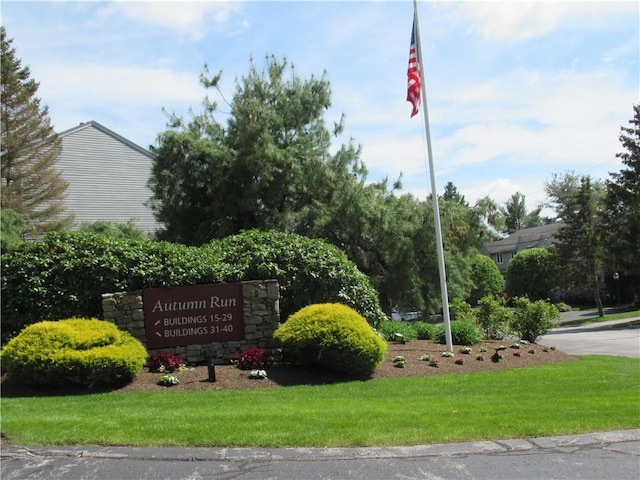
[118,339,576,393]
[1,340,576,396]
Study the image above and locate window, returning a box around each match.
[496,253,504,264]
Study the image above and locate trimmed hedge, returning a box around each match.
[273,303,387,378]
[0,318,147,388]
[214,230,386,326]
[1,230,386,343]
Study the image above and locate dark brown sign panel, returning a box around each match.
[143,283,244,349]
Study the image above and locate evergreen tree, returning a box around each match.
[604,104,640,276]
[0,27,71,236]
[554,176,606,315]
[502,192,542,234]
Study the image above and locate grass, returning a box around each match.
[2,356,639,448]
[561,308,640,327]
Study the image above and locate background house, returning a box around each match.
[482,222,561,274]
[54,121,160,235]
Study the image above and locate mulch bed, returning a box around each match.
[1,340,576,397]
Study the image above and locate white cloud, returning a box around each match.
[38,64,203,106]
[95,1,243,39]
[454,1,638,41]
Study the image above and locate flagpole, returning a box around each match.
[412,0,453,352]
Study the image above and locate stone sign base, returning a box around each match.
[102,280,280,364]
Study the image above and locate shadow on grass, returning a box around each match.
[0,375,131,398]
[249,364,360,387]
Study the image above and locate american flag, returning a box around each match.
[407,19,421,118]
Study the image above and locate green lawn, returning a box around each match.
[2,355,639,448]
[561,308,640,327]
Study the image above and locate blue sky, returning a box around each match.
[3,1,638,214]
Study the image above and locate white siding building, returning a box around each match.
[55,121,160,235]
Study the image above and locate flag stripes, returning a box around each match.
[406,19,421,118]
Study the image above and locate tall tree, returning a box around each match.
[473,196,505,240]
[501,192,542,234]
[604,104,640,276]
[552,176,606,316]
[148,56,366,244]
[0,27,71,236]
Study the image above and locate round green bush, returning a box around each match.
[436,320,482,346]
[0,318,147,388]
[273,303,387,378]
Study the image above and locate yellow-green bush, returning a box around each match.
[0,318,147,388]
[273,303,387,378]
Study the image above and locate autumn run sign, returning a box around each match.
[143,283,244,349]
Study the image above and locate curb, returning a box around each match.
[3,429,639,463]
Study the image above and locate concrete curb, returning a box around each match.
[3,429,639,463]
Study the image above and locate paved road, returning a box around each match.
[539,311,640,358]
[2,312,639,480]
[2,430,639,480]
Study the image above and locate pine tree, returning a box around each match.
[1,26,72,236]
[604,104,640,276]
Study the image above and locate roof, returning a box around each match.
[482,222,562,256]
[57,121,155,159]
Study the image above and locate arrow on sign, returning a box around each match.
[154,320,161,326]
[155,332,162,337]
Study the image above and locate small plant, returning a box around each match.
[234,348,269,370]
[249,369,268,379]
[542,346,549,352]
[478,346,488,353]
[420,354,434,362]
[157,374,179,386]
[513,351,521,357]
[441,351,455,358]
[149,351,186,373]
[454,357,464,365]
[460,347,472,354]
[392,355,407,367]
[528,348,536,354]
[510,343,520,349]
[476,354,485,361]
[429,358,439,367]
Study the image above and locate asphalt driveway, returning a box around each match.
[539,310,640,358]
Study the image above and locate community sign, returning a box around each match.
[143,283,244,349]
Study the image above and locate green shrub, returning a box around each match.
[1,230,386,344]
[475,295,513,339]
[469,254,504,304]
[376,319,418,342]
[449,298,478,323]
[273,303,387,378]
[511,298,560,343]
[413,322,437,340]
[505,247,560,301]
[0,318,147,388]
[214,230,387,327]
[0,231,234,343]
[435,320,482,346]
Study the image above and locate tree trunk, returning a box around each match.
[593,274,605,317]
